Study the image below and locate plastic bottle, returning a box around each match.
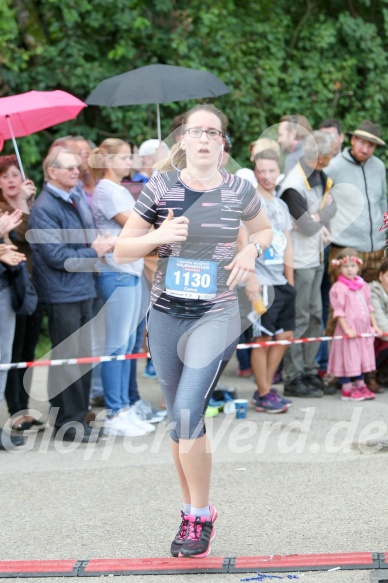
[252,294,267,315]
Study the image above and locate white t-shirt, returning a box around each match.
[92,179,144,276]
[255,196,292,286]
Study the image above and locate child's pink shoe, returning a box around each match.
[341,387,352,400]
[358,385,376,400]
[341,387,367,401]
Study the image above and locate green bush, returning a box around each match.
[1,0,388,186]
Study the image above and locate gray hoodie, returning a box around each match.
[369,280,388,332]
[326,148,387,252]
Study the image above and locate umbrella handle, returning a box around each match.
[156,103,161,142]
[6,116,26,180]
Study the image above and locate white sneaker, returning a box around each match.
[133,399,166,423]
[124,407,156,433]
[139,398,167,418]
[103,414,147,437]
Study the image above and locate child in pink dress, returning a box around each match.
[327,248,383,401]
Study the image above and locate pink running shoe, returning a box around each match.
[170,511,189,557]
[179,504,218,558]
[172,505,217,558]
[342,387,367,401]
[359,385,376,400]
[341,387,353,400]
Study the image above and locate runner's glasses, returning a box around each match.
[184,128,224,139]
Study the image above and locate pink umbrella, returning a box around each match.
[0,90,87,179]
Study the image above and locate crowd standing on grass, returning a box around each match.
[0,108,387,456]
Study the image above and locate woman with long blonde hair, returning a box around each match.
[89,139,155,438]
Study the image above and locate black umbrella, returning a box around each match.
[86,64,231,140]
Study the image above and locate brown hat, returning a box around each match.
[347,120,386,147]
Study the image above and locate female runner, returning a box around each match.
[115,104,272,558]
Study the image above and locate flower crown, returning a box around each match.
[379,211,388,232]
[331,255,363,266]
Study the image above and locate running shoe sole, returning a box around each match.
[179,531,216,558]
[341,396,366,402]
[252,392,292,409]
[252,398,288,413]
[253,405,288,413]
[251,397,291,410]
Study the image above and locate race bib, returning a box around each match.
[263,229,287,265]
[165,257,218,299]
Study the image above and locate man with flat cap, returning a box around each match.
[327,120,387,282]
[326,120,387,393]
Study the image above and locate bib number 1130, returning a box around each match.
[165,257,218,299]
[173,270,211,289]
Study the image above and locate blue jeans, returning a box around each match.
[129,273,152,404]
[96,272,141,413]
[90,294,105,400]
[0,287,16,406]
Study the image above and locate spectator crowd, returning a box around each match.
[0,112,387,450]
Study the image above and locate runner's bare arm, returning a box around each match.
[114,209,189,264]
[225,208,273,290]
[244,208,273,250]
[112,211,132,227]
[236,224,249,252]
[283,230,294,286]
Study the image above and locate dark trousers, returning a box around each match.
[45,300,93,429]
[236,329,252,371]
[129,317,146,405]
[5,303,45,416]
[316,245,331,371]
[236,285,253,371]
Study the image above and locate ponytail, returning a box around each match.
[87,138,128,181]
[87,147,105,182]
[153,143,187,173]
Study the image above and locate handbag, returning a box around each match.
[10,262,38,316]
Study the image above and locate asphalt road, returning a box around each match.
[0,357,387,583]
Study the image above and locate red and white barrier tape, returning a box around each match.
[0,352,150,372]
[0,333,386,372]
[238,332,387,348]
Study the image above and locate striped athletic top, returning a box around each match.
[133,170,261,318]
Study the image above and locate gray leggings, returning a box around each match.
[147,303,240,442]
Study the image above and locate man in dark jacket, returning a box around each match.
[29,147,113,442]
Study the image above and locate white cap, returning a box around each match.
[138,139,160,157]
